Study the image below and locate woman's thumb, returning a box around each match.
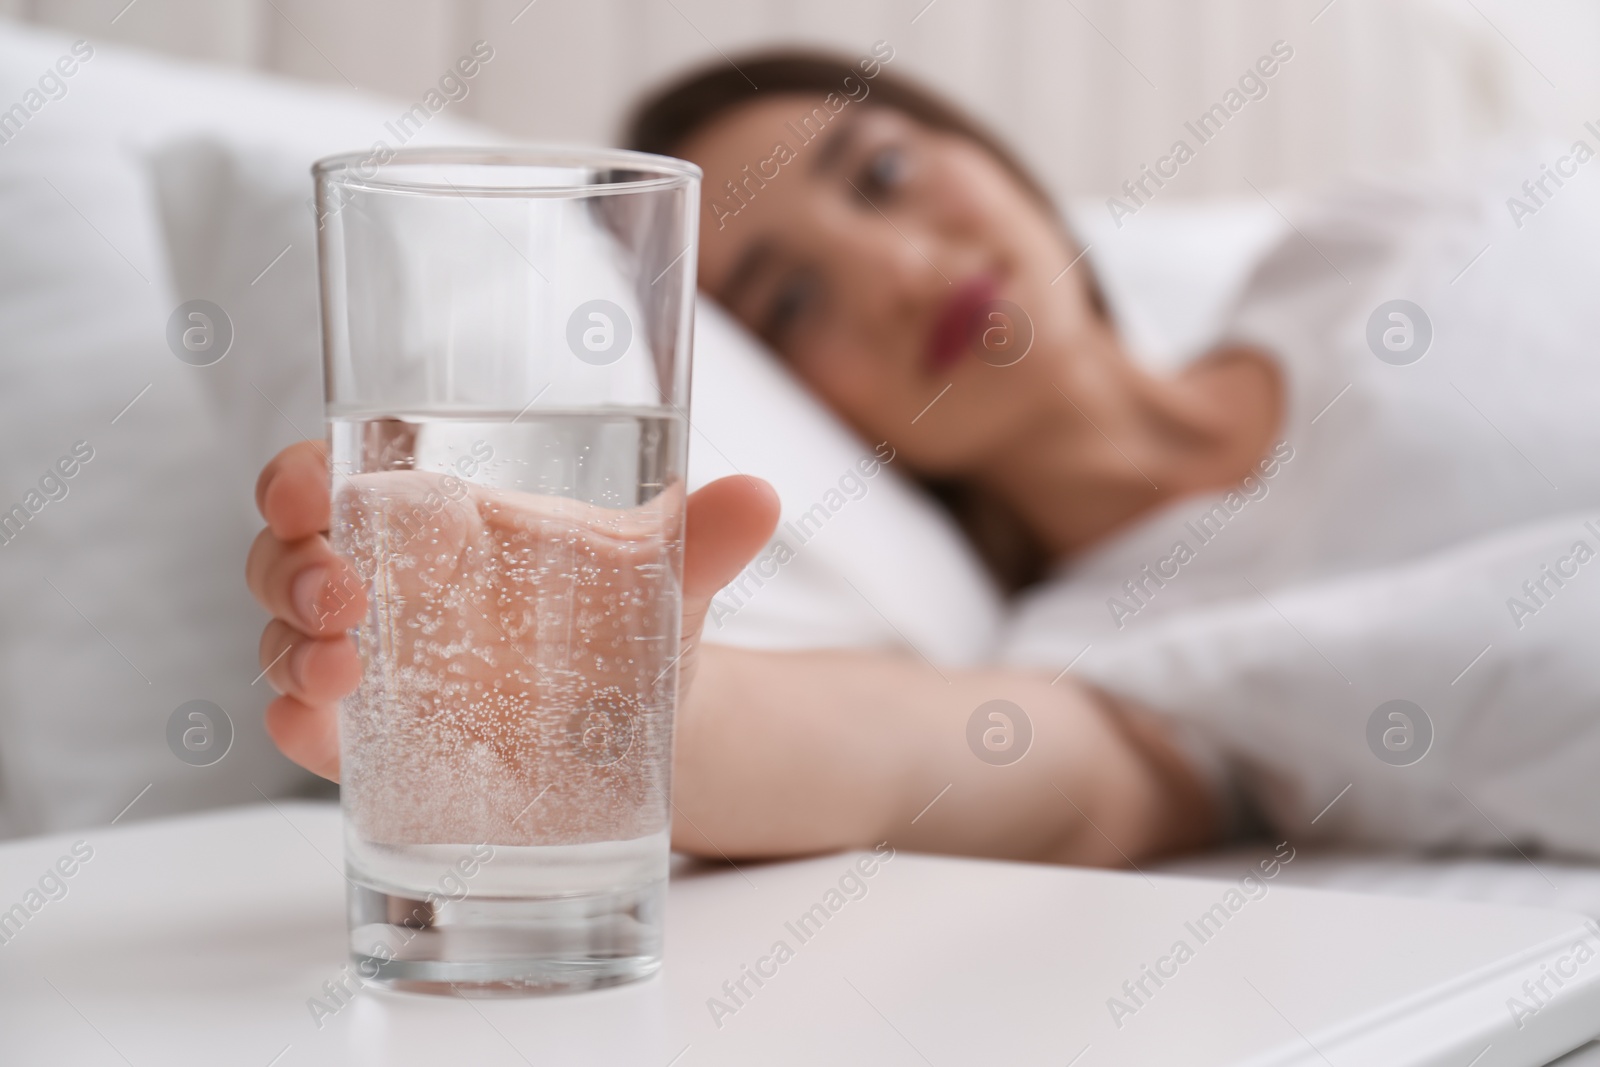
[681,475,781,639]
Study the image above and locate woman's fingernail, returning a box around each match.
[293,567,329,628]
[289,641,314,690]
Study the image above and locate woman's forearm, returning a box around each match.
[670,643,1218,866]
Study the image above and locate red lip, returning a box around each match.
[925,274,1001,373]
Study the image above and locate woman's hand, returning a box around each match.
[247,440,1210,866]
[245,440,778,783]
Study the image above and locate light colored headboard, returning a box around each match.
[4,0,1594,199]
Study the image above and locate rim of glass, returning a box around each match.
[312,144,701,197]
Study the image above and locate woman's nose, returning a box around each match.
[825,207,947,331]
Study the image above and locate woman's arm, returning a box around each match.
[674,643,1220,866]
[248,441,1216,868]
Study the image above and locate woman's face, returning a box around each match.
[681,94,1097,475]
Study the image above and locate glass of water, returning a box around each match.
[311,146,699,994]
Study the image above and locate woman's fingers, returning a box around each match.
[253,439,347,782]
[681,475,782,640]
[251,466,777,785]
[245,526,367,636]
[263,694,342,781]
[256,439,333,541]
[256,620,355,782]
[257,619,363,705]
[249,438,365,635]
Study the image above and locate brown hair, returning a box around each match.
[625,50,1091,593]
[626,51,1058,211]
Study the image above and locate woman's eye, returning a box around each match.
[763,272,819,343]
[859,145,908,196]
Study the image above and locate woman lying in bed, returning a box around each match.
[246,52,1600,864]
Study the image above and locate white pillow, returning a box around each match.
[1065,196,1285,369]
[145,134,1010,668]
[0,19,1005,836]
[0,21,502,836]
[687,300,1004,664]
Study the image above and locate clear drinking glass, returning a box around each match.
[311,146,699,994]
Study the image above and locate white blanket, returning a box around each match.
[1002,144,1600,857]
[1052,512,1600,856]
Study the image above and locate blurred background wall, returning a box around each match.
[1,0,1596,200]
